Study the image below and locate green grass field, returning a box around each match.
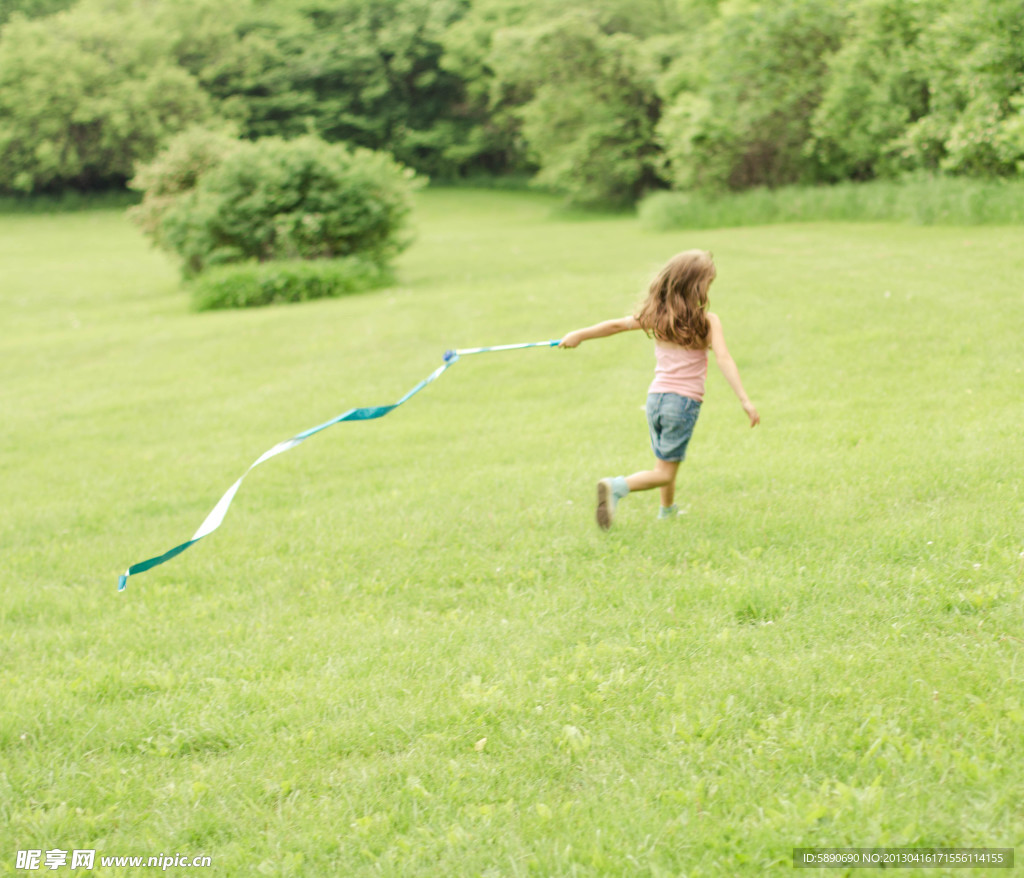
[1,190,1022,876]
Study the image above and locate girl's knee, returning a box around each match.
[656,460,680,481]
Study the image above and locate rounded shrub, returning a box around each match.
[189,257,390,311]
[128,127,241,250]
[133,133,421,278]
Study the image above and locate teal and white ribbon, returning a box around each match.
[447,340,560,358]
[118,340,559,591]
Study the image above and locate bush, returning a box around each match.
[138,134,420,277]
[189,257,390,311]
[127,127,240,249]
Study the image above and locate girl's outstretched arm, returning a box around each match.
[708,312,760,427]
[559,316,640,348]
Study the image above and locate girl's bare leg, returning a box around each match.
[625,459,679,497]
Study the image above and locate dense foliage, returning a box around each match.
[2,0,1022,203]
[0,0,75,26]
[131,132,419,278]
[189,256,389,310]
[0,4,215,192]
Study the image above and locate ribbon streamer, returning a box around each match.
[117,340,559,591]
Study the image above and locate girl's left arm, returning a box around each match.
[559,316,640,348]
[708,312,760,427]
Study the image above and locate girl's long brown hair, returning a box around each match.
[634,249,714,349]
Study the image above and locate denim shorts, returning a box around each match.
[646,393,701,462]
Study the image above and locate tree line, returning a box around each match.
[1,0,1022,204]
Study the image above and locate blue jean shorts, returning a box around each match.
[646,393,701,462]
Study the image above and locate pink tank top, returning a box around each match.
[648,341,708,402]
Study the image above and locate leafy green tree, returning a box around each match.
[437,0,545,177]
[293,0,474,177]
[0,5,215,193]
[812,0,1024,179]
[153,0,320,141]
[440,0,714,183]
[657,0,847,191]
[487,11,661,205]
[809,0,942,181]
[897,0,1024,176]
[153,0,478,178]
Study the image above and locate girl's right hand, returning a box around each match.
[743,400,760,427]
[558,331,584,348]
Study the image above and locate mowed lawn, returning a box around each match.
[1,190,1021,876]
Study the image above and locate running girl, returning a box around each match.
[559,250,759,529]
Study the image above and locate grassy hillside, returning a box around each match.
[1,191,1021,876]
